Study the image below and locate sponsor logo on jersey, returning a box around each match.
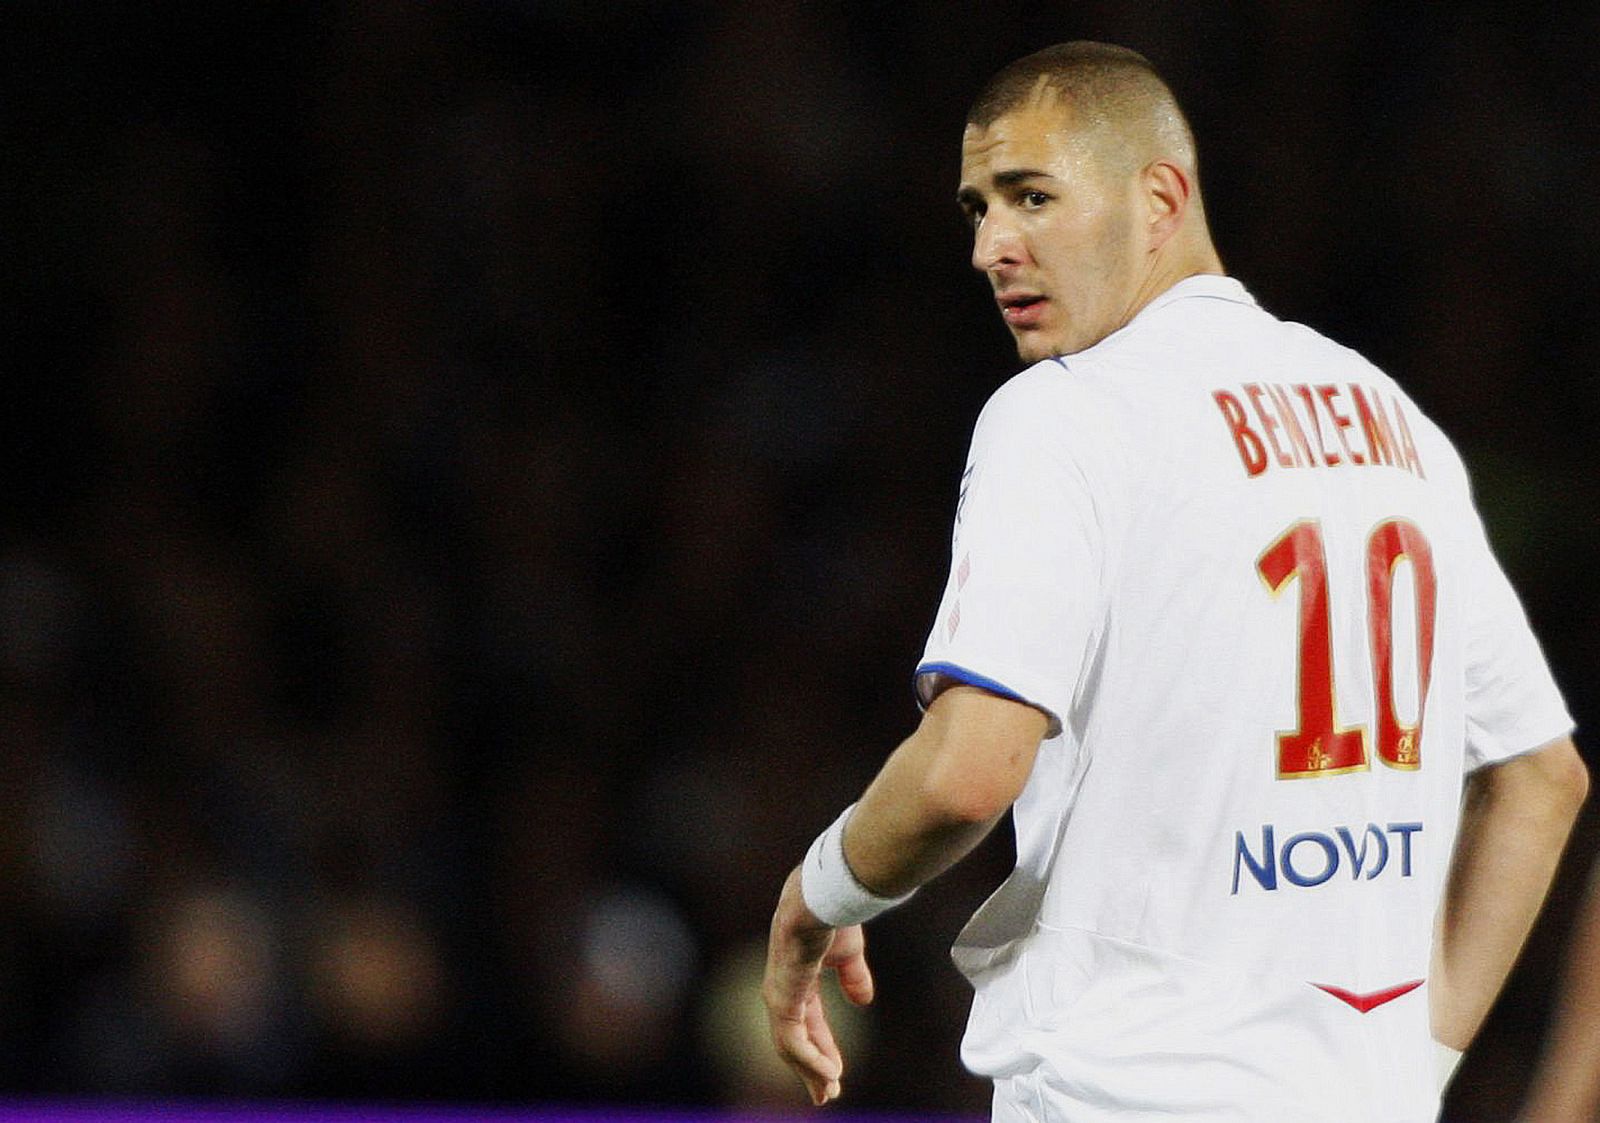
[1231,822,1422,893]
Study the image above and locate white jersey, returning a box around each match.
[915,275,1573,1122]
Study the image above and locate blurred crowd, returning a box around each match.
[2,2,1596,1117]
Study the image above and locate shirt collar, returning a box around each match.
[1051,274,1256,365]
[1137,273,1255,319]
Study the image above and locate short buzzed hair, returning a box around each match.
[967,42,1198,178]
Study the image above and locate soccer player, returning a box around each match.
[762,41,1588,1121]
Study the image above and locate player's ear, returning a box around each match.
[1143,160,1192,252]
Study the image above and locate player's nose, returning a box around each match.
[971,211,1026,273]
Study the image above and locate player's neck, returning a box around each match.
[1129,238,1226,322]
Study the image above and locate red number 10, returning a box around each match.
[1257,518,1436,779]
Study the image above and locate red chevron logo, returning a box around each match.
[1313,978,1425,1013]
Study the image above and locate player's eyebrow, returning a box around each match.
[956,168,1055,210]
[993,168,1053,188]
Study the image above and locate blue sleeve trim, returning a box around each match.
[913,661,1029,707]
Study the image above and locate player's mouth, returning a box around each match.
[997,292,1048,329]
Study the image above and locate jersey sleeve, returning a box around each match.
[914,369,1109,736]
[1459,508,1574,770]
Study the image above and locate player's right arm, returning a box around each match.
[762,685,1047,1104]
[1517,856,1600,1122]
[1430,735,1588,1052]
[842,683,1048,895]
[763,369,1091,1104]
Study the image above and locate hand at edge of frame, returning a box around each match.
[762,865,876,1105]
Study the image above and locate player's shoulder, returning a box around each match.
[963,361,1144,515]
[983,358,1080,408]
[973,358,1117,446]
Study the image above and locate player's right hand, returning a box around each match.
[763,866,876,1104]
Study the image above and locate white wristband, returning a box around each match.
[800,804,916,927]
[1434,1039,1464,1093]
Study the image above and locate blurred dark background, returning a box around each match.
[1,2,1595,1118]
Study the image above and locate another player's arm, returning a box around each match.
[763,685,1048,1104]
[1431,736,1589,1052]
[1518,857,1600,1122]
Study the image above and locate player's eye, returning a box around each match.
[1019,189,1050,209]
